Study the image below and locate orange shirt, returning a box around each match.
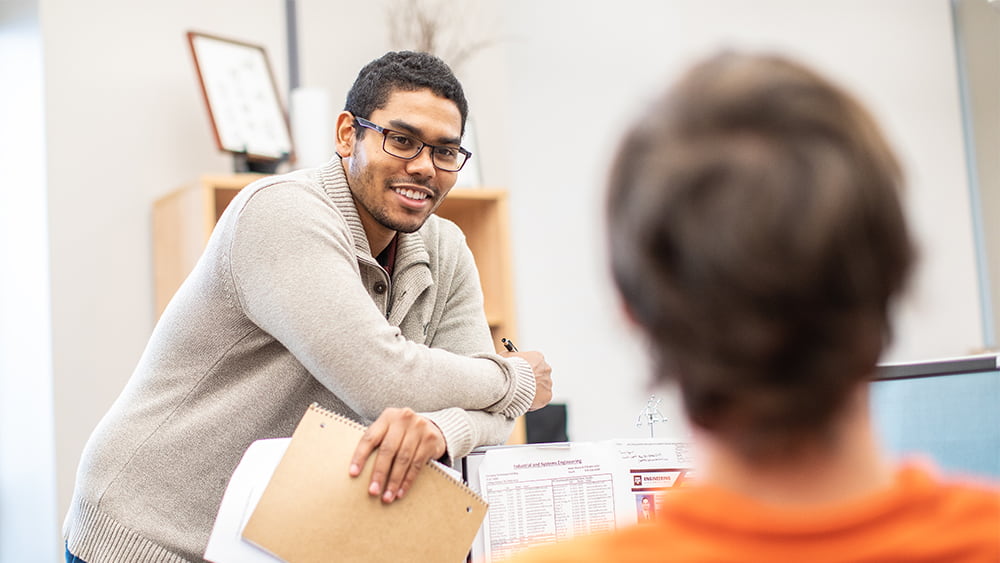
[504,466,1000,563]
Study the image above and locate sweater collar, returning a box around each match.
[318,157,430,270]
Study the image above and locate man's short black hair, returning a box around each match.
[344,51,469,135]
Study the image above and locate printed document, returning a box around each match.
[466,439,694,563]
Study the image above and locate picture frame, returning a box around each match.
[186,31,294,163]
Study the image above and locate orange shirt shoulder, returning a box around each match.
[504,465,1000,563]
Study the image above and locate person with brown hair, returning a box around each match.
[507,51,1000,562]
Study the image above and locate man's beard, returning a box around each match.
[349,160,436,234]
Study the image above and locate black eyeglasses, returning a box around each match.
[354,117,472,172]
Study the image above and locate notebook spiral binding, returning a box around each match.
[306,402,488,509]
[308,401,367,432]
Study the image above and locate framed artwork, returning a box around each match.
[187,31,294,162]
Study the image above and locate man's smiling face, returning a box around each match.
[342,88,463,245]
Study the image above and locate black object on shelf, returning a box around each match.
[525,403,569,444]
[233,151,288,174]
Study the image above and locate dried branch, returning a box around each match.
[385,0,503,72]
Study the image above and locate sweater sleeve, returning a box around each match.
[228,182,533,421]
[420,408,519,460]
[420,357,535,458]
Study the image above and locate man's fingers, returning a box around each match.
[349,417,388,477]
[382,412,422,502]
[397,438,438,500]
[398,419,447,500]
[368,419,407,498]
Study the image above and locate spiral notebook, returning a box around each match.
[242,403,488,563]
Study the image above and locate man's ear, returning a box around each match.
[334,111,357,157]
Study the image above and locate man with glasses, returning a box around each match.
[63,51,552,563]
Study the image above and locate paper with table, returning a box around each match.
[206,403,487,563]
[463,438,695,562]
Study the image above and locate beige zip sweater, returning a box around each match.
[63,158,535,562]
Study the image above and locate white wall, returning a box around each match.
[955,0,1000,346]
[493,0,984,443]
[9,0,987,558]
[0,2,57,561]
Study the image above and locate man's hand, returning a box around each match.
[504,350,553,411]
[349,407,446,504]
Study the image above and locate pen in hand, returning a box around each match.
[501,337,518,353]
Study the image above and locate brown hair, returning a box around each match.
[607,52,915,461]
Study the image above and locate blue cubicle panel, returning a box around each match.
[871,354,1000,479]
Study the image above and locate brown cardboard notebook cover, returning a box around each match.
[242,403,487,563]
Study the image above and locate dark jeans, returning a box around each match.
[65,543,87,563]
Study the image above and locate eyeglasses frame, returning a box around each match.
[353,116,472,172]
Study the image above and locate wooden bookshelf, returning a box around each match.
[152,174,262,315]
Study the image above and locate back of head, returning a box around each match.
[344,50,469,134]
[607,52,915,461]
